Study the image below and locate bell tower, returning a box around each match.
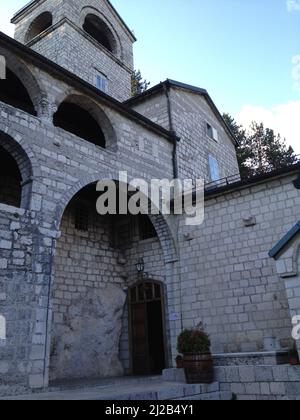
[11,0,136,101]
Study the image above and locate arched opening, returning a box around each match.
[25,12,53,43]
[129,280,166,375]
[49,181,169,384]
[83,14,115,54]
[53,102,106,148]
[0,68,36,116]
[0,145,22,208]
[0,131,33,209]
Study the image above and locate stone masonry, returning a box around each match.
[0,0,300,399]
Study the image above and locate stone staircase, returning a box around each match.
[1,375,232,401]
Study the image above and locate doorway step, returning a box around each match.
[0,376,231,400]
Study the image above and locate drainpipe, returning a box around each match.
[164,83,179,179]
[164,83,184,340]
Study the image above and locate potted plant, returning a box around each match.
[175,355,184,369]
[177,326,214,384]
[288,343,300,366]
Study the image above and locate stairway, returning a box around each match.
[1,376,231,401]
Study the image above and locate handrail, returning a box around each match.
[205,156,300,192]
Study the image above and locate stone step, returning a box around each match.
[48,375,162,392]
[1,380,229,401]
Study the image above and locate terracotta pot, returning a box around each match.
[176,356,184,369]
[289,357,300,366]
[183,353,214,384]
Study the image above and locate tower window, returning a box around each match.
[96,73,108,93]
[25,12,53,43]
[83,14,116,54]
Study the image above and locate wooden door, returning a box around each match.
[131,302,150,375]
[129,281,166,376]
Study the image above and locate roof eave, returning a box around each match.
[0,31,176,143]
[269,221,300,260]
[125,79,238,146]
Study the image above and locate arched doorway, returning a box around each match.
[0,131,33,209]
[129,280,166,375]
[47,176,177,385]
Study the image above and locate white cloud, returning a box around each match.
[235,102,300,153]
[287,0,300,12]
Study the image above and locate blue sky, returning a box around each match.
[0,0,300,150]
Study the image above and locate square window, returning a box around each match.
[206,123,219,142]
[96,73,108,93]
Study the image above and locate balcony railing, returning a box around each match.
[205,155,300,193]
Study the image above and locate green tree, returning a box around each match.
[248,122,297,174]
[131,70,150,97]
[223,113,254,178]
[223,114,297,177]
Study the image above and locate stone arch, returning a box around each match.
[25,12,53,43]
[45,174,177,383]
[0,130,34,209]
[54,173,178,264]
[0,50,43,115]
[0,123,41,180]
[53,93,118,151]
[80,7,122,58]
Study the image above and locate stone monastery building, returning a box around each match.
[1,0,300,398]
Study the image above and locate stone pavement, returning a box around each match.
[0,376,231,401]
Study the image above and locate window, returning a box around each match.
[209,155,220,182]
[96,73,108,93]
[0,68,36,115]
[53,101,106,148]
[206,123,219,142]
[113,215,133,248]
[139,215,157,240]
[75,205,89,231]
[83,14,115,54]
[26,12,53,43]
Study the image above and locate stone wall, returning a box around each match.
[215,365,300,400]
[0,204,40,388]
[174,173,300,356]
[0,40,178,390]
[51,196,170,380]
[130,87,240,182]
[50,203,127,382]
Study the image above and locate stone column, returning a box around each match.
[36,93,58,124]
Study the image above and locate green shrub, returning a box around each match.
[177,328,211,355]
